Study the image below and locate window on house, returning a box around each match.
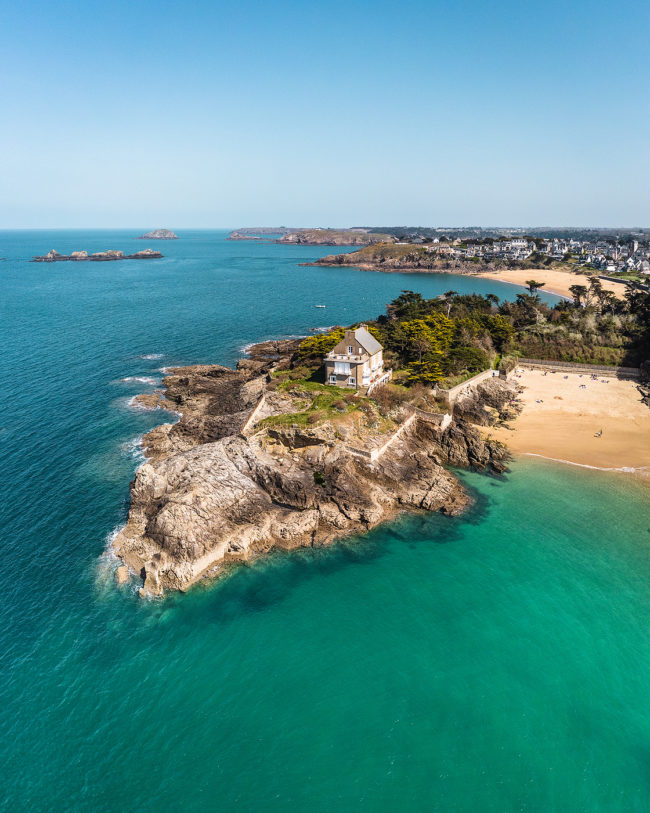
[329,375,337,383]
[348,377,355,384]
[348,346,353,354]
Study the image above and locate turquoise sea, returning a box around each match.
[1,230,649,812]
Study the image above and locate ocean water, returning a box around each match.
[1,230,649,812]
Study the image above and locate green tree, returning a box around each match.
[444,346,490,375]
[297,328,344,359]
[425,311,455,350]
[441,290,458,317]
[525,279,546,295]
[401,319,437,361]
[407,351,444,384]
[388,290,427,320]
[568,284,588,307]
[485,314,515,350]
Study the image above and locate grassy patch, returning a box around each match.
[259,379,363,429]
[606,272,645,282]
[258,411,313,428]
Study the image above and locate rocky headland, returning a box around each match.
[32,248,163,262]
[228,228,397,246]
[113,340,516,597]
[308,243,497,273]
[277,229,396,246]
[229,228,297,240]
[137,229,178,240]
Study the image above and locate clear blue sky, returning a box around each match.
[2,0,649,227]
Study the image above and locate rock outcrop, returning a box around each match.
[32,249,163,262]
[113,341,512,596]
[137,229,178,240]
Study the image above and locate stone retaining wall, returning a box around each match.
[437,369,501,406]
[240,394,267,436]
[516,358,640,378]
[346,407,453,462]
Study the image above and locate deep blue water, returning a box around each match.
[1,230,648,812]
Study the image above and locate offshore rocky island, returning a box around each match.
[32,248,163,262]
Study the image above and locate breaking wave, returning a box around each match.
[121,376,158,385]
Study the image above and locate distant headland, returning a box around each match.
[137,229,178,240]
[32,248,163,262]
[228,227,396,246]
[229,227,296,240]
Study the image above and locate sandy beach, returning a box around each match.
[489,367,650,474]
[475,268,627,300]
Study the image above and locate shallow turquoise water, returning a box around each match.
[1,231,648,811]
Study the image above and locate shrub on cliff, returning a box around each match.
[444,346,490,376]
[297,328,344,359]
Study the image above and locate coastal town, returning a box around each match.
[230,226,650,284]
[403,234,650,276]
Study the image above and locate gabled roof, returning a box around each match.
[353,326,382,355]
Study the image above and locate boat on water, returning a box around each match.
[315,304,326,308]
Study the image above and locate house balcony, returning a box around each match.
[361,366,388,386]
[326,352,368,362]
[365,369,393,395]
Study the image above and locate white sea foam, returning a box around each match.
[240,334,309,355]
[120,434,148,464]
[138,353,164,360]
[121,376,158,385]
[95,527,126,592]
[95,526,148,597]
[105,523,126,551]
[126,395,151,411]
[523,452,650,475]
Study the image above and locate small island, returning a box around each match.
[32,248,162,262]
[137,229,178,240]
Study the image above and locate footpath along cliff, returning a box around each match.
[114,341,516,596]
